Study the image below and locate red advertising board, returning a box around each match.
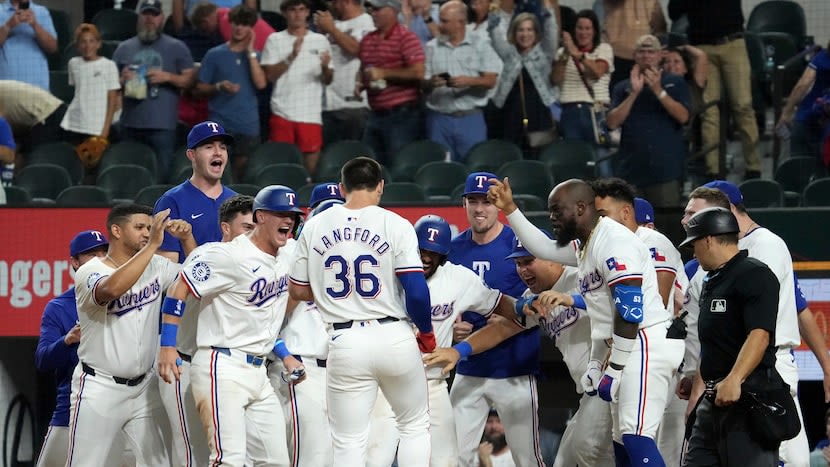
[0,206,481,336]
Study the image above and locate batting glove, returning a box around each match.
[416,331,436,353]
[598,367,623,402]
[580,359,603,396]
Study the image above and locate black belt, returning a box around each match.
[332,316,400,330]
[211,346,266,367]
[561,102,593,108]
[177,351,192,363]
[81,362,146,387]
[443,108,482,118]
[372,102,419,117]
[294,355,327,368]
[709,32,744,45]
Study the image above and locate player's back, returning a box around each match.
[636,226,687,312]
[295,204,421,323]
[738,227,799,347]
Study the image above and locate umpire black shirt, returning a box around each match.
[668,0,744,45]
[698,250,779,381]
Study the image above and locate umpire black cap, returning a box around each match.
[679,207,739,247]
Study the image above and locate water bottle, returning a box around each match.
[1,163,14,187]
[765,45,776,75]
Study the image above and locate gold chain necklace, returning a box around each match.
[105,254,123,268]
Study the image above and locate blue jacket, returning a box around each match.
[35,288,79,427]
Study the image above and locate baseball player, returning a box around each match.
[488,178,685,466]
[157,185,305,467]
[288,157,435,467]
[448,172,544,467]
[633,197,655,230]
[367,214,517,467]
[35,231,108,467]
[427,233,616,467]
[69,204,195,467]
[308,182,344,209]
[268,198,343,466]
[681,182,830,467]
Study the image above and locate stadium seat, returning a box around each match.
[47,8,72,70]
[134,184,174,207]
[381,182,427,205]
[801,178,830,207]
[414,161,468,199]
[389,140,448,182]
[228,183,261,197]
[92,9,139,41]
[746,0,809,48]
[28,142,84,184]
[97,164,156,202]
[512,194,547,212]
[538,140,596,183]
[56,186,112,207]
[738,179,784,208]
[465,140,523,174]
[49,70,73,103]
[3,186,32,206]
[450,183,466,201]
[254,163,311,190]
[260,10,286,31]
[244,142,303,183]
[169,146,191,181]
[774,156,825,206]
[15,164,74,201]
[100,141,159,183]
[317,140,376,182]
[497,160,554,201]
[296,183,315,206]
[559,6,577,37]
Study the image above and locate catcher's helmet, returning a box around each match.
[414,215,451,256]
[679,207,739,247]
[253,185,304,219]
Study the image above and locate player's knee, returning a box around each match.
[621,434,664,467]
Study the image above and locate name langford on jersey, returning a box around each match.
[312,227,391,256]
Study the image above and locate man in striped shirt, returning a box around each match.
[358,0,425,165]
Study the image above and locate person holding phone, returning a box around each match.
[0,0,57,90]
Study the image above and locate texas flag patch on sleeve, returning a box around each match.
[606,257,627,271]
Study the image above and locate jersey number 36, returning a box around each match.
[325,254,381,298]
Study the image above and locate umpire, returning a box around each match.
[680,207,782,466]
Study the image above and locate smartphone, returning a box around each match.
[438,72,451,80]
[19,1,29,9]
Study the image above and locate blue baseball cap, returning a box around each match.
[309,182,344,209]
[634,197,655,224]
[70,230,108,257]
[463,172,497,197]
[187,121,235,150]
[505,231,551,260]
[703,180,743,205]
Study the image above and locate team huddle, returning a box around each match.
[35,138,823,466]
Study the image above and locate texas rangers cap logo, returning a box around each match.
[286,192,296,205]
[427,227,440,242]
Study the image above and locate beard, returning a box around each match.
[554,217,578,247]
[138,25,161,43]
[485,433,507,452]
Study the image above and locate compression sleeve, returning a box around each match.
[398,271,433,334]
[505,209,578,266]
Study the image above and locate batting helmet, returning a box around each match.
[310,198,344,218]
[414,215,452,256]
[309,182,344,209]
[253,185,304,219]
[679,207,739,247]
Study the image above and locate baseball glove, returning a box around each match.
[76,136,109,169]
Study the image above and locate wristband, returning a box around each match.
[453,341,473,359]
[514,294,539,317]
[249,52,257,59]
[609,334,637,368]
[658,89,668,100]
[273,339,291,359]
[571,294,586,310]
[160,322,178,347]
[216,82,222,92]
[161,297,186,317]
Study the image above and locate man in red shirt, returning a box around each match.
[358,0,425,165]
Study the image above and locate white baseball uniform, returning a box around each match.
[69,256,179,467]
[367,261,503,467]
[182,234,293,467]
[289,204,431,467]
[636,226,688,466]
[519,267,615,467]
[268,300,333,467]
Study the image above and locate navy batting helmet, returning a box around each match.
[310,198,344,218]
[253,185,304,220]
[414,215,451,256]
[309,182,344,209]
[679,207,739,247]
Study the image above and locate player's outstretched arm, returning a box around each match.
[166,219,197,258]
[798,307,830,402]
[288,282,314,302]
[398,271,435,352]
[273,338,307,385]
[158,277,190,384]
[423,314,523,375]
[96,209,172,304]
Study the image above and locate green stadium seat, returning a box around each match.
[538,140,597,183]
[774,156,825,206]
[15,164,73,201]
[92,9,139,41]
[228,183,261,197]
[381,182,427,205]
[97,164,156,202]
[465,140,523,174]
[317,140,376,182]
[254,163,311,190]
[28,142,84,184]
[3,186,32,206]
[389,140,448,182]
[100,141,159,183]
[414,161,468,198]
[49,70,73,103]
[497,160,554,201]
[738,179,784,208]
[244,142,303,183]
[56,186,112,207]
[801,178,830,207]
[134,184,174,208]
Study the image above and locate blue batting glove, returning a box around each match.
[598,367,622,402]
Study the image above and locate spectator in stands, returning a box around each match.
[178,2,224,61]
[0,112,15,189]
[59,24,121,146]
[0,80,65,159]
[478,410,515,467]
[810,408,830,467]
[358,0,425,166]
[551,10,612,144]
[0,0,57,91]
[313,0,375,147]
[777,40,830,163]
[668,0,760,180]
[606,34,689,207]
[488,1,558,154]
[170,1,275,53]
[661,44,708,114]
[171,0,256,32]
[402,0,437,46]
[423,0,500,162]
[262,0,332,176]
[113,0,196,182]
[593,0,666,91]
[465,0,492,42]
[195,4,266,182]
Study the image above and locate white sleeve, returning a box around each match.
[74,261,108,310]
[180,245,235,299]
[649,235,680,275]
[393,217,423,273]
[505,209,578,266]
[457,266,502,317]
[593,236,648,287]
[260,33,282,66]
[289,228,311,286]
[105,58,121,90]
